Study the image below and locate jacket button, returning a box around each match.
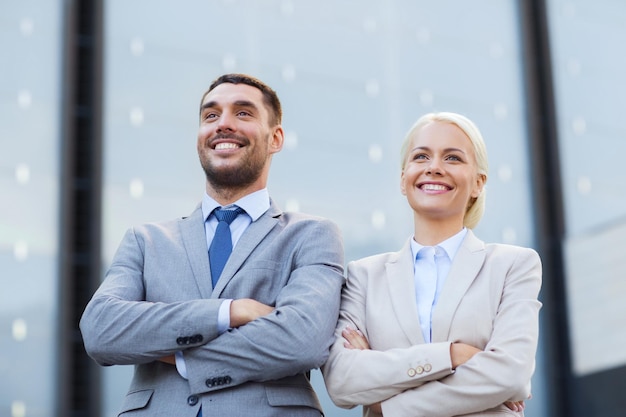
[407,368,416,377]
[176,337,186,345]
[187,395,199,406]
[424,363,432,372]
[206,378,215,388]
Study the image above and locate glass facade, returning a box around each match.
[546,0,626,377]
[2,1,624,416]
[0,2,63,417]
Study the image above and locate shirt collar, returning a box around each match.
[410,227,468,261]
[202,189,270,222]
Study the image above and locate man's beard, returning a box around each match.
[200,151,265,189]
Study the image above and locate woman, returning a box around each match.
[322,112,542,416]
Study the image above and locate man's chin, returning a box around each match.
[205,171,259,190]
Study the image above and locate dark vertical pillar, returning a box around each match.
[518,1,574,417]
[57,0,104,416]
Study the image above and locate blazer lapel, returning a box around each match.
[180,205,213,299]
[431,229,486,342]
[386,239,426,345]
[212,201,281,296]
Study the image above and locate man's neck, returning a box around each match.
[206,184,264,206]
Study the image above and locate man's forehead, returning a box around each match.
[202,82,263,106]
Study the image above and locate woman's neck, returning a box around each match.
[412,215,464,246]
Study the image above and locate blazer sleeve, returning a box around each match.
[80,226,224,366]
[382,247,542,417]
[322,257,454,409]
[183,218,345,395]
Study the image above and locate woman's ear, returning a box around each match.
[471,173,486,198]
[400,170,407,196]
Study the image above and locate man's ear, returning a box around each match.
[269,125,284,154]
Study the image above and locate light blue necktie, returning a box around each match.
[209,207,244,288]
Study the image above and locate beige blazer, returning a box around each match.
[322,230,542,417]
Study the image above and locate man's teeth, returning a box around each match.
[215,143,239,150]
[421,184,448,191]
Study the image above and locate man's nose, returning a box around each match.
[216,112,236,132]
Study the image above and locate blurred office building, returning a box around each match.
[1,1,625,416]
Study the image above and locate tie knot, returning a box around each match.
[213,207,244,225]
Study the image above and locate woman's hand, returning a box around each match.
[450,342,481,369]
[504,400,525,412]
[343,326,527,415]
[342,327,383,413]
[342,325,370,349]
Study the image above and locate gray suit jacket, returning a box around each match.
[80,201,344,416]
[322,230,542,417]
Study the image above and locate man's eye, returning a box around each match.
[237,111,251,117]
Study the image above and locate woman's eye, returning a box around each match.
[413,153,428,160]
[447,155,462,161]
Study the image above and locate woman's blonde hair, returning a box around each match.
[399,112,489,229]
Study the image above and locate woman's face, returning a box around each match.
[401,121,485,224]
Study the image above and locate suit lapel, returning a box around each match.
[212,201,281,296]
[179,205,213,299]
[386,240,426,345]
[431,230,486,342]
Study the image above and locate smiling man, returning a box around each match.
[80,73,345,417]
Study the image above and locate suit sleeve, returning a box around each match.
[382,248,542,417]
[80,227,224,366]
[322,259,454,408]
[183,219,345,395]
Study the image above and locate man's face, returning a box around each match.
[197,82,282,190]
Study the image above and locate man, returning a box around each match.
[80,73,345,416]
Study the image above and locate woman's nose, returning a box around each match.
[425,159,443,175]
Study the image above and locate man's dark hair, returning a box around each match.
[200,73,282,126]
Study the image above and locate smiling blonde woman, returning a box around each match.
[322,112,542,417]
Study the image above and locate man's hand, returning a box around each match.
[158,299,273,365]
[230,298,274,328]
[158,355,176,365]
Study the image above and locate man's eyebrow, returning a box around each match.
[200,100,259,112]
